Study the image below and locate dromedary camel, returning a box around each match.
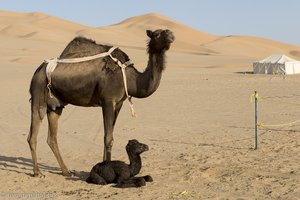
[27,29,174,177]
[86,139,153,187]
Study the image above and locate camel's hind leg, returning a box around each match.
[27,109,44,177]
[47,108,71,176]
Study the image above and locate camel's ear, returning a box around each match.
[146,30,153,38]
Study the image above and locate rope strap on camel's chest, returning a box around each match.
[44,47,137,117]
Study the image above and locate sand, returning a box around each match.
[0,10,300,199]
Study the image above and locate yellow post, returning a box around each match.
[254,91,258,150]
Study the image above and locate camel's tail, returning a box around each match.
[29,62,48,120]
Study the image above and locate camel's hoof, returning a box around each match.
[33,172,45,178]
[62,170,73,177]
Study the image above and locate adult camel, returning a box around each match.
[27,29,174,177]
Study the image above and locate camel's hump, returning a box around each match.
[59,36,111,59]
[59,37,131,66]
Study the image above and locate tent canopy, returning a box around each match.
[253,54,300,75]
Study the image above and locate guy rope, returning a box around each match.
[251,91,300,149]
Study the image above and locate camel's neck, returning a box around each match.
[127,51,165,98]
[128,152,142,177]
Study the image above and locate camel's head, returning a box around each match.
[126,139,149,155]
[147,29,175,53]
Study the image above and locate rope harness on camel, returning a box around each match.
[44,47,137,117]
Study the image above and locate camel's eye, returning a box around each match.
[153,32,160,38]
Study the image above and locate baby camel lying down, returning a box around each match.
[86,139,153,188]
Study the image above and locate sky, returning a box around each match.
[1,0,300,46]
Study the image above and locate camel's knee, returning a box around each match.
[27,135,37,148]
[27,138,36,146]
[47,137,57,149]
[46,138,52,147]
[27,135,31,144]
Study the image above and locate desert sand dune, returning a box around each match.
[2,10,300,60]
[0,10,299,199]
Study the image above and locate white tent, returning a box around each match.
[253,55,300,75]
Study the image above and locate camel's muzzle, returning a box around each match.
[142,144,149,152]
[165,30,175,43]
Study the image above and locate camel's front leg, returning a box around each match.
[102,101,123,161]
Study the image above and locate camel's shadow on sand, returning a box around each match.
[0,155,88,180]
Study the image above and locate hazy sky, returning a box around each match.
[1,0,300,45]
